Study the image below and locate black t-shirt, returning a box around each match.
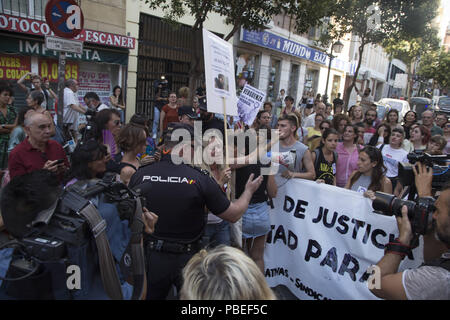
[128,155,230,242]
[235,163,269,204]
[196,87,206,97]
[155,86,169,111]
[333,98,343,106]
[203,117,228,138]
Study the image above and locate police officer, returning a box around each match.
[128,122,263,300]
[178,105,197,127]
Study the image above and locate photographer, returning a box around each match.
[370,162,450,300]
[0,166,157,299]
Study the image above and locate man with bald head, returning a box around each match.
[421,110,443,136]
[304,102,326,128]
[8,111,69,180]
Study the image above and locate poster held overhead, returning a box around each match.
[237,84,266,126]
[202,28,237,116]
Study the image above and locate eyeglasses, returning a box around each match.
[113,120,121,126]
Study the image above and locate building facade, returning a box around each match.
[234,15,348,108]
[0,0,135,115]
[125,0,233,120]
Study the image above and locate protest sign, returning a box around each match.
[237,84,266,126]
[202,28,237,116]
[264,179,423,300]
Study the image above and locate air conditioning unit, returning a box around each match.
[363,71,371,80]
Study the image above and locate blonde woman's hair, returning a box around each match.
[180,245,277,300]
[178,86,190,99]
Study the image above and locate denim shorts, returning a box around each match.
[242,202,271,239]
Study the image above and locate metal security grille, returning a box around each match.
[136,13,200,118]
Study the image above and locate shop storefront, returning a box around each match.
[236,28,347,105]
[0,13,134,111]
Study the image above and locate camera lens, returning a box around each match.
[372,192,395,216]
[390,198,416,218]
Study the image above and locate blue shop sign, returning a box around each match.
[241,28,346,69]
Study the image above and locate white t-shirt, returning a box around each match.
[402,251,450,300]
[378,144,408,178]
[303,112,316,128]
[63,87,82,130]
[96,103,109,112]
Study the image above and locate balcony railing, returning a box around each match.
[0,0,80,21]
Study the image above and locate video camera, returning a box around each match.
[398,153,450,190]
[156,76,169,90]
[0,174,145,294]
[372,192,435,236]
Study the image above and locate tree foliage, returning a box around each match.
[417,50,450,90]
[320,0,440,107]
[144,0,335,40]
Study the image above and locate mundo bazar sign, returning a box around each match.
[0,13,135,49]
[241,28,348,72]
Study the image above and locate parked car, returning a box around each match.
[376,98,411,121]
[410,97,432,119]
[434,95,450,116]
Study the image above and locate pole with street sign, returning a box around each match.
[45,0,84,131]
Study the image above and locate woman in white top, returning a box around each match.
[378,125,408,195]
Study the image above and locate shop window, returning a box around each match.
[331,75,341,102]
[235,53,259,94]
[304,69,319,96]
[267,58,281,100]
[288,63,299,100]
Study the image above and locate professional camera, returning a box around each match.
[398,153,450,190]
[0,173,145,299]
[156,76,169,91]
[372,192,435,235]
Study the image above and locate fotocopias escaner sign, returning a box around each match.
[45,0,84,39]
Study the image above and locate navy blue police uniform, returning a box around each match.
[128,127,230,299]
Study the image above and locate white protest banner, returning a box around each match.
[202,28,237,116]
[264,179,423,300]
[237,84,266,126]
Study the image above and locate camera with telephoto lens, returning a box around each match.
[1,173,144,282]
[372,192,435,235]
[398,153,450,190]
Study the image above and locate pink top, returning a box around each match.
[336,142,361,187]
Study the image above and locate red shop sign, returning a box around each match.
[0,55,31,80]
[38,58,79,82]
[0,14,135,49]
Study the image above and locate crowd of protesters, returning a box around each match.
[0,73,449,300]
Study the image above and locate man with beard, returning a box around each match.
[370,162,450,300]
[198,99,228,138]
[362,109,377,144]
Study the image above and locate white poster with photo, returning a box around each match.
[264,179,423,300]
[202,28,238,116]
[237,84,266,126]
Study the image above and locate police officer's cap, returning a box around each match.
[199,98,208,112]
[178,105,198,119]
